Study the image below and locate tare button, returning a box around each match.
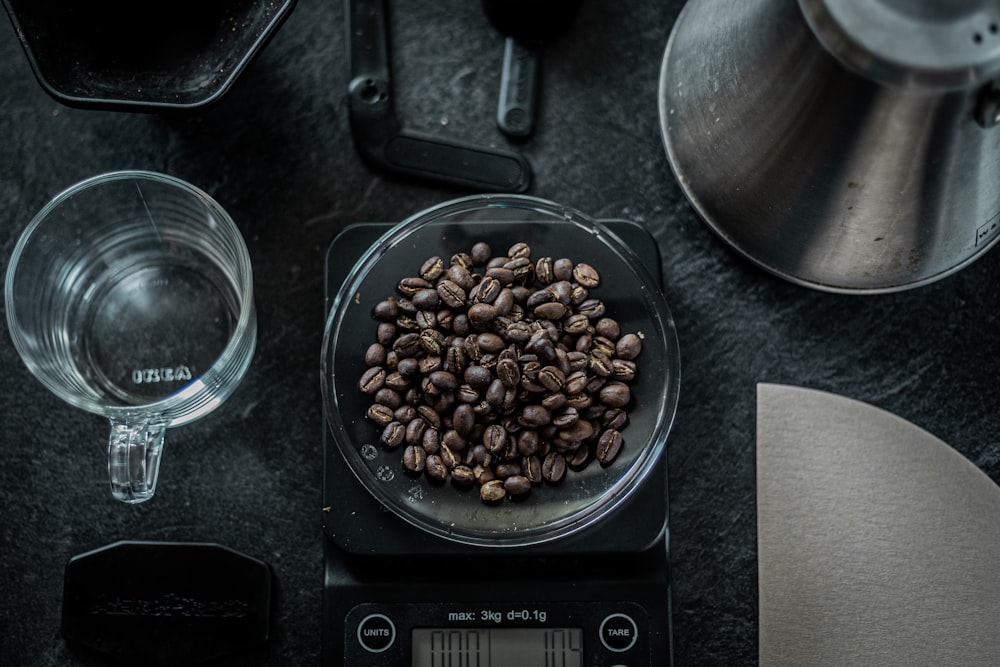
[599,613,638,652]
[357,613,395,652]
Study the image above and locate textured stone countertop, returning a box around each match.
[1,1,998,665]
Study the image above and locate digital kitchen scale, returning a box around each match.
[322,218,674,666]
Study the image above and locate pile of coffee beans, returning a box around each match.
[358,241,643,503]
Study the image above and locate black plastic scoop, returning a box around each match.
[483,0,583,139]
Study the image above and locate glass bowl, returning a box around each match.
[321,194,680,547]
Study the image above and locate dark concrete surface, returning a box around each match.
[1,1,997,665]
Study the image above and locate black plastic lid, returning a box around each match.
[61,541,272,665]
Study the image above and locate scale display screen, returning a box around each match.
[411,627,583,666]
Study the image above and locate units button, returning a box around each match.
[357,613,396,652]
[599,613,638,652]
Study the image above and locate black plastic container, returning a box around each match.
[2,0,296,110]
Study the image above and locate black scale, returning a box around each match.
[322,221,672,666]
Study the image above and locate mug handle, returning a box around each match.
[108,419,166,503]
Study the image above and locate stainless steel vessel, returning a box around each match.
[659,0,1000,292]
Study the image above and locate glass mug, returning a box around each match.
[4,171,256,503]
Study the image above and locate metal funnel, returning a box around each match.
[659,0,1000,292]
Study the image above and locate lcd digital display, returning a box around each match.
[412,627,583,666]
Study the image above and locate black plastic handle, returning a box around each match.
[496,37,539,139]
[345,0,531,192]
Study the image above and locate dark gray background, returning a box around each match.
[1,1,998,665]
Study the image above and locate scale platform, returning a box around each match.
[322,221,673,666]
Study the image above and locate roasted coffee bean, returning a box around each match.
[416,404,441,429]
[480,479,507,502]
[533,301,568,320]
[437,279,466,308]
[596,429,623,464]
[603,408,628,430]
[504,256,534,283]
[567,445,590,468]
[519,404,552,427]
[470,242,492,266]
[405,417,427,445]
[403,444,426,472]
[447,264,475,290]
[377,388,403,410]
[429,370,458,391]
[485,266,516,286]
[366,403,395,427]
[522,455,542,482]
[572,262,600,288]
[439,443,460,469]
[394,404,417,424]
[611,359,637,383]
[493,288,514,315]
[451,251,474,269]
[426,455,448,481]
[516,429,540,456]
[563,313,591,336]
[452,465,476,485]
[393,332,422,358]
[452,312,471,335]
[535,256,554,284]
[420,256,445,281]
[588,351,613,377]
[564,370,589,395]
[494,462,522,479]
[456,384,479,404]
[442,429,467,452]
[418,328,445,355]
[422,428,441,454]
[452,403,475,436]
[484,424,507,454]
[550,280,573,305]
[485,378,506,407]
[559,418,594,444]
[373,297,400,321]
[464,364,492,388]
[527,288,556,309]
[504,320,532,343]
[616,333,643,360]
[542,451,567,482]
[412,310,435,332]
[541,392,567,410]
[507,242,531,259]
[381,421,405,448]
[595,317,621,340]
[553,258,574,281]
[577,298,605,319]
[418,355,443,374]
[412,289,440,311]
[396,357,419,377]
[474,276,502,304]
[565,392,593,410]
[503,475,532,495]
[468,302,498,326]
[398,276,432,296]
[395,314,420,332]
[495,357,520,388]
[525,330,556,361]
[538,365,566,392]
[437,308,454,329]
[475,333,503,354]
[384,371,409,391]
[364,343,387,367]
[359,366,386,394]
[552,406,579,428]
